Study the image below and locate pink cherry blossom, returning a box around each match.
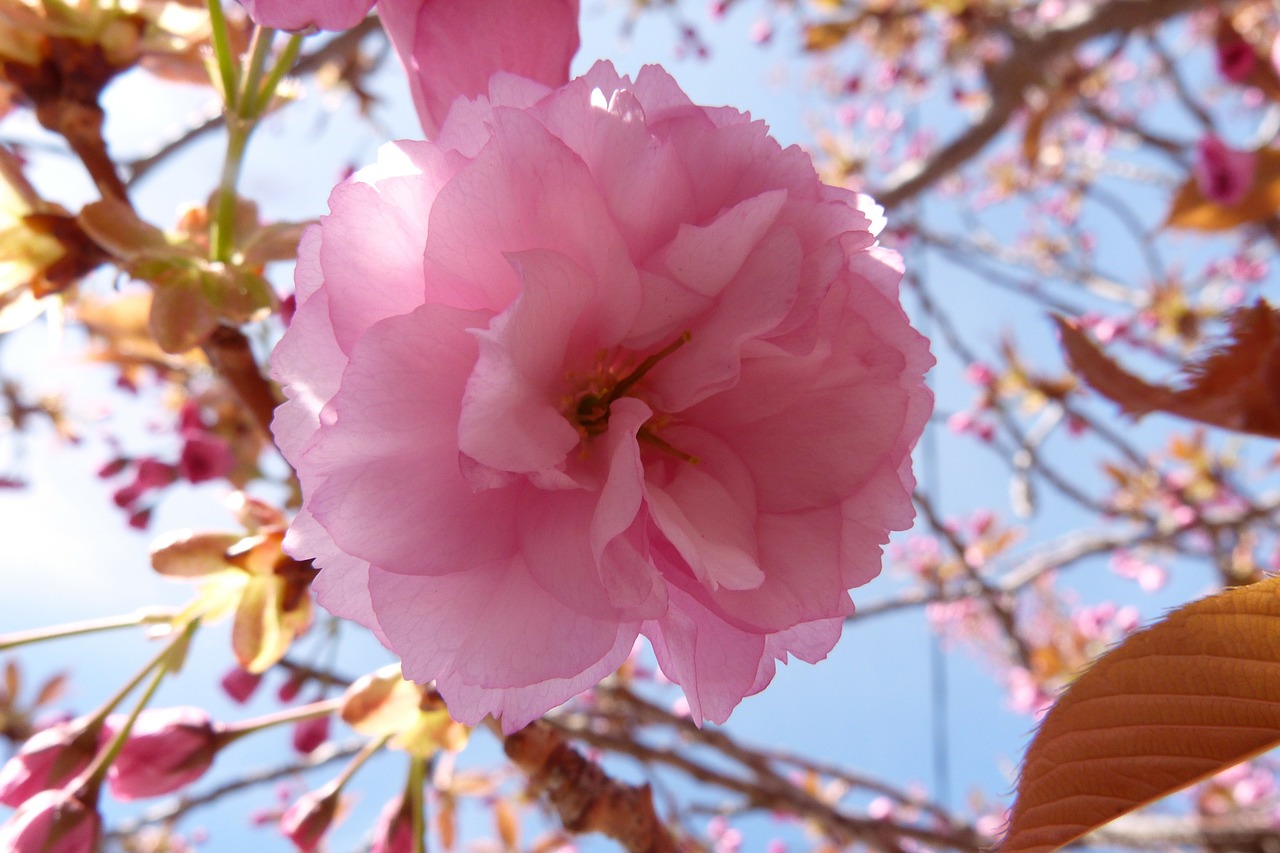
[0,788,101,853]
[104,707,220,800]
[271,61,933,732]
[239,0,580,139]
[1194,135,1257,207]
[0,717,98,808]
[237,0,372,32]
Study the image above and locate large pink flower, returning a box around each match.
[238,0,580,138]
[272,62,933,732]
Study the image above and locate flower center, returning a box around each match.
[564,332,699,463]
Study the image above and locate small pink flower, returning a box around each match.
[104,707,220,801]
[1194,135,1257,206]
[0,718,99,808]
[0,788,102,853]
[280,785,339,852]
[1217,34,1257,83]
[272,62,933,731]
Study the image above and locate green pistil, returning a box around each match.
[574,332,690,437]
[569,332,698,463]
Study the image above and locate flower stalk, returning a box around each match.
[217,696,343,746]
[75,619,199,795]
[0,607,179,652]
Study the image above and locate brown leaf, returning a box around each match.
[340,668,468,758]
[232,573,309,674]
[242,220,311,266]
[231,575,271,673]
[34,672,68,707]
[1166,148,1280,231]
[340,667,418,733]
[1003,575,1280,853]
[1055,302,1280,439]
[803,20,856,52]
[149,277,219,354]
[150,530,240,578]
[3,659,18,702]
[77,197,178,261]
[495,798,520,851]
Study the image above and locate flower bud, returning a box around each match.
[371,794,415,853]
[280,784,340,852]
[0,788,102,853]
[0,717,99,808]
[104,707,220,800]
[290,715,330,755]
[220,667,263,704]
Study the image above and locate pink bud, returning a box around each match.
[177,400,206,435]
[290,715,330,755]
[277,672,306,703]
[220,667,263,704]
[371,794,415,853]
[0,788,102,853]
[134,457,178,491]
[1217,34,1257,83]
[1194,135,1257,206]
[280,786,339,852]
[104,707,220,801]
[0,718,100,808]
[176,434,235,484]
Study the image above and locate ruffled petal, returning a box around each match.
[378,0,580,139]
[307,305,519,575]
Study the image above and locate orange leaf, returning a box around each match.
[1053,316,1172,417]
[1166,148,1280,231]
[1055,302,1280,439]
[1003,575,1280,853]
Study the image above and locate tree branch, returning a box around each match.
[874,0,1216,210]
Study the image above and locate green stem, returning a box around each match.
[217,696,343,745]
[333,732,392,792]
[76,621,198,800]
[81,620,199,729]
[205,0,239,108]
[408,755,427,853]
[210,117,250,263]
[247,33,303,118]
[0,607,179,652]
[238,26,276,116]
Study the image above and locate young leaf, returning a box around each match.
[1055,301,1280,439]
[1003,575,1280,853]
